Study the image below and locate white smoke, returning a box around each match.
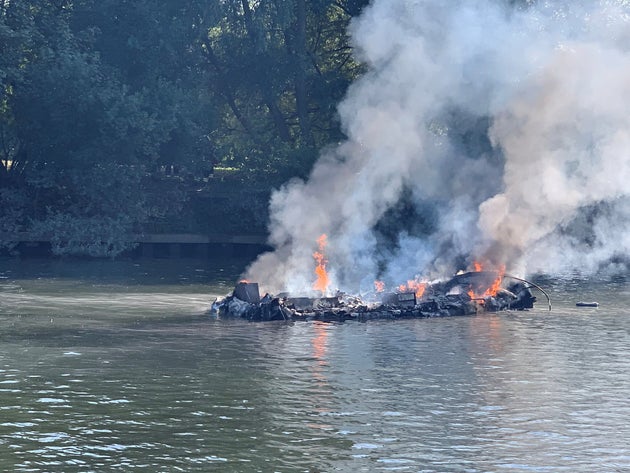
[246,0,630,294]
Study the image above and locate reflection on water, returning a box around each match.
[1,259,630,472]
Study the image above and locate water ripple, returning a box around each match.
[1,268,629,472]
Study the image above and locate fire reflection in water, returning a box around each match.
[307,322,334,431]
[312,322,329,369]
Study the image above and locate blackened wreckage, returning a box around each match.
[211,271,547,322]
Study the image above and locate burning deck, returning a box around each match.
[211,271,546,322]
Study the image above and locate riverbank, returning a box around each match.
[0,233,271,259]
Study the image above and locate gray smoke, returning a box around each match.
[246,0,630,294]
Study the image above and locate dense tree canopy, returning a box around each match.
[0,0,368,255]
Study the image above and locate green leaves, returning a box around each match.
[0,0,367,256]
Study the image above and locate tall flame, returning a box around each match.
[374,280,385,293]
[312,234,330,295]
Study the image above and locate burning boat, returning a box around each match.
[212,234,550,322]
[210,270,548,322]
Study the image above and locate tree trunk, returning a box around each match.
[202,44,256,138]
[240,0,292,143]
[293,0,314,147]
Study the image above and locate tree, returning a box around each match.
[0,0,369,255]
[201,0,365,181]
[0,0,214,255]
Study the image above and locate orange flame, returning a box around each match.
[312,234,330,295]
[484,266,505,297]
[374,280,385,293]
[397,278,427,299]
[468,261,505,299]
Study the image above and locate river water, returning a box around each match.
[0,257,629,472]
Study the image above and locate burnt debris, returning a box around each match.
[211,272,543,322]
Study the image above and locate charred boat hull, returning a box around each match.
[211,274,540,322]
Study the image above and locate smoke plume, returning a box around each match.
[246,0,630,294]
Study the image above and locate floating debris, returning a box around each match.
[576,301,599,308]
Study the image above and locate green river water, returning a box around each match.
[1,257,629,472]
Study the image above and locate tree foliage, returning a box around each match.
[0,0,368,255]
